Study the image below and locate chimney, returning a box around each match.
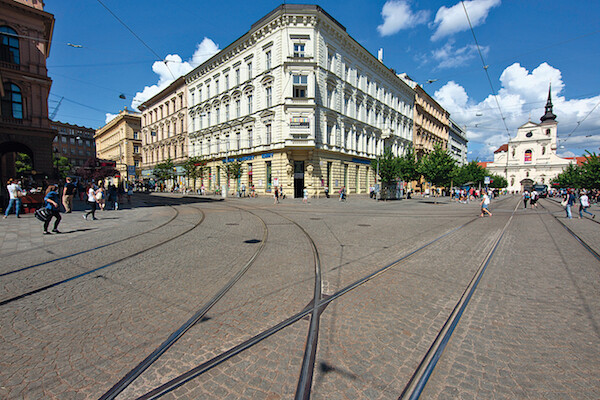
[378,48,383,62]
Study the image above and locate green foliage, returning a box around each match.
[418,145,456,188]
[225,159,243,183]
[398,146,421,183]
[488,174,508,188]
[53,154,72,180]
[453,161,487,186]
[580,151,600,189]
[551,163,582,188]
[15,153,33,174]
[371,148,399,185]
[153,159,175,182]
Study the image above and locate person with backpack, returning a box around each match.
[43,185,62,234]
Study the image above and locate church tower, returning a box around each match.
[540,84,557,123]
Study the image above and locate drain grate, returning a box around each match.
[358,224,371,227]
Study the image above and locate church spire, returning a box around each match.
[540,84,556,123]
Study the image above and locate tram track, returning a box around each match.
[131,196,519,400]
[0,204,206,306]
[0,202,181,278]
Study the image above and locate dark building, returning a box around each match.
[0,0,55,199]
[50,121,97,173]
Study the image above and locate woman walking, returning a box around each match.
[579,190,595,219]
[43,185,62,234]
[3,178,22,219]
[83,183,98,220]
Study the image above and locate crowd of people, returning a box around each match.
[561,189,596,220]
[3,177,134,234]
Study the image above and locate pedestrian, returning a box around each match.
[339,186,346,201]
[564,189,576,219]
[62,177,76,213]
[324,185,329,198]
[579,190,595,219]
[83,183,98,220]
[480,190,492,217]
[241,183,246,197]
[274,185,279,204]
[43,184,62,234]
[530,190,538,209]
[96,184,106,210]
[522,190,530,208]
[127,183,132,204]
[3,178,23,219]
[303,186,308,204]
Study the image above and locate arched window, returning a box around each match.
[0,26,20,64]
[1,82,23,119]
[524,149,532,163]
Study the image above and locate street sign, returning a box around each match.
[484,176,490,185]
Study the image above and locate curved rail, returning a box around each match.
[0,206,205,307]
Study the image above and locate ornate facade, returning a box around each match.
[95,108,142,183]
[139,76,188,182]
[186,4,414,197]
[0,0,55,192]
[486,88,574,192]
[50,120,96,172]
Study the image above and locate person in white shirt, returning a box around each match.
[480,190,492,217]
[4,178,23,219]
[579,191,595,219]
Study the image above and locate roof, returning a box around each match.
[478,162,492,169]
[564,156,587,166]
[494,144,508,153]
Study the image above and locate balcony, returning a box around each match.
[0,61,20,71]
[1,116,25,125]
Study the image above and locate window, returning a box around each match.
[248,128,253,148]
[293,43,305,58]
[206,84,210,99]
[70,138,75,144]
[248,94,253,114]
[133,131,139,139]
[61,136,67,143]
[327,51,334,71]
[134,145,140,153]
[198,88,202,102]
[191,92,195,106]
[266,124,272,144]
[215,79,219,94]
[265,50,271,70]
[225,104,230,121]
[236,99,241,117]
[207,111,211,126]
[224,75,229,90]
[235,69,240,85]
[266,86,272,107]
[247,62,252,80]
[1,83,23,119]
[266,161,272,189]
[216,107,220,124]
[0,26,20,64]
[134,160,140,167]
[293,75,307,98]
[236,132,241,149]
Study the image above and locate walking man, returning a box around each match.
[62,177,76,213]
[3,178,22,219]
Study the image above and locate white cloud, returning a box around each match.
[431,40,488,69]
[131,38,219,110]
[431,0,500,41]
[434,62,600,160]
[377,0,430,36]
[105,113,118,124]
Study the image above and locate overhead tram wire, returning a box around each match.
[558,97,600,146]
[461,0,511,141]
[95,0,176,80]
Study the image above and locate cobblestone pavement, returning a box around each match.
[0,193,598,399]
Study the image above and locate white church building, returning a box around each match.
[485,87,575,192]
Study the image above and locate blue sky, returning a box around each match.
[45,0,600,161]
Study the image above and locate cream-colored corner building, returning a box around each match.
[186,4,415,198]
[486,89,574,192]
[139,76,188,184]
[95,108,142,182]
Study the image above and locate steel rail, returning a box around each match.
[0,201,180,278]
[98,207,268,400]
[539,200,600,262]
[0,206,205,307]
[399,201,520,399]
[134,208,490,400]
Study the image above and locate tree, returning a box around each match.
[551,163,582,188]
[153,159,176,184]
[371,148,399,186]
[580,151,600,189]
[398,146,421,183]
[183,156,205,190]
[453,161,487,186]
[224,159,243,187]
[53,154,72,180]
[488,174,508,188]
[15,153,33,174]
[418,145,456,193]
